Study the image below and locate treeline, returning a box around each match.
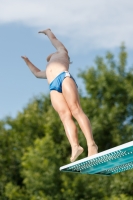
[0,45,133,200]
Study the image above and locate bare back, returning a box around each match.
[46,50,70,83]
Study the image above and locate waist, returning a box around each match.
[46,63,69,83]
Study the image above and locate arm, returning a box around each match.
[21,56,47,79]
[39,29,68,53]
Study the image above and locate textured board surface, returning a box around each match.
[60,141,133,175]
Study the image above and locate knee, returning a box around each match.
[70,105,82,118]
[58,109,72,122]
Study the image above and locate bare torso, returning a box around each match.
[46,51,70,84]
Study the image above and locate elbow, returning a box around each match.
[33,70,41,78]
[35,74,40,78]
[33,72,39,78]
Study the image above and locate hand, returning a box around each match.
[21,56,30,64]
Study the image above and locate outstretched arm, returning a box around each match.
[38,29,68,53]
[21,56,47,79]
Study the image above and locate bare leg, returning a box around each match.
[60,112,84,162]
[72,108,98,156]
[50,91,83,162]
[62,78,98,157]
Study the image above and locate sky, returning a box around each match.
[0,0,133,120]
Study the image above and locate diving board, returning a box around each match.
[60,141,133,176]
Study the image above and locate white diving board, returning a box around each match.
[60,141,133,176]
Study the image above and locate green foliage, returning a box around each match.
[79,44,133,151]
[5,182,28,200]
[103,194,133,200]
[0,45,133,199]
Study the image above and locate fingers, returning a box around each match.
[38,31,44,33]
[21,56,29,65]
[38,30,46,35]
[21,56,28,60]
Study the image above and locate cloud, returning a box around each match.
[0,0,133,51]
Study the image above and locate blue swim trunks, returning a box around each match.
[49,71,78,93]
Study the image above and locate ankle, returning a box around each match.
[71,144,80,149]
[87,142,97,147]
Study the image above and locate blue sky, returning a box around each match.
[0,0,133,119]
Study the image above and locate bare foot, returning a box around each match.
[38,29,51,35]
[88,144,98,157]
[70,145,84,162]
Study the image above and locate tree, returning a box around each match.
[79,44,133,151]
[1,44,133,200]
